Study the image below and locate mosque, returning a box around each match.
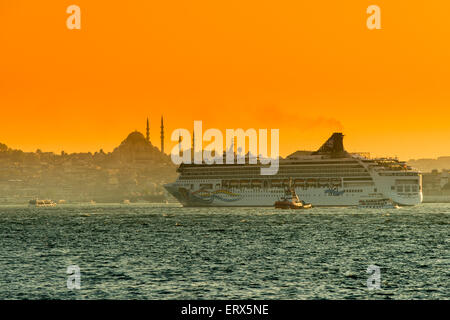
[111,116,170,164]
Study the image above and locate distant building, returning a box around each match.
[408,156,450,172]
[422,169,450,194]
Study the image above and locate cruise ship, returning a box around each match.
[164,133,423,207]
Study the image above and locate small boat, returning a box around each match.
[29,199,57,207]
[274,179,312,210]
[357,197,399,209]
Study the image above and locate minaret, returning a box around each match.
[192,129,195,159]
[146,117,150,143]
[178,133,182,156]
[160,116,164,154]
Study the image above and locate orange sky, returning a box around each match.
[1,1,449,160]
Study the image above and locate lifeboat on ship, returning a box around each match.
[229,180,239,187]
[271,179,282,187]
[318,178,330,187]
[251,180,262,188]
[331,178,342,188]
[240,180,250,187]
[306,178,317,187]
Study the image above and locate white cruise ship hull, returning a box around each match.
[165,182,422,207]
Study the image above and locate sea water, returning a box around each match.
[0,203,448,299]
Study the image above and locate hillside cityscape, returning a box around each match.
[0,118,177,204]
[0,120,449,204]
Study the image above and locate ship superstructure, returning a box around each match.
[164,133,422,207]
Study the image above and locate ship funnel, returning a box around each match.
[312,132,347,157]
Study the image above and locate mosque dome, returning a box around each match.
[112,130,168,164]
[123,131,147,144]
[115,131,151,151]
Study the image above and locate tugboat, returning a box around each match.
[274,179,312,209]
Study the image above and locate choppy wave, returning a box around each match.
[0,203,448,299]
